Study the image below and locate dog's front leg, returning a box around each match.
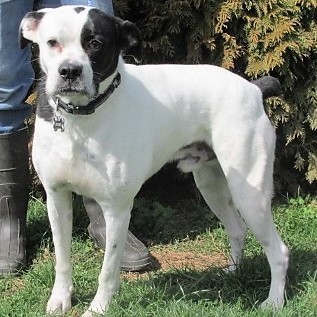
[45,189,74,315]
[83,202,131,317]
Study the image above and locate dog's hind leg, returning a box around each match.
[83,201,132,317]
[211,115,289,309]
[227,178,289,309]
[45,189,74,315]
[193,159,248,271]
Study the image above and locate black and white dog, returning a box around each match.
[20,5,288,316]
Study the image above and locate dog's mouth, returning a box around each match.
[54,80,95,101]
[52,83,93,110]
[56,87,89,96]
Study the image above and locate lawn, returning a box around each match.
[1,195,317,316]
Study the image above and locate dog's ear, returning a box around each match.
[19,11,45,48]
[118,20,142,63]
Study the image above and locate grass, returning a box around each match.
[1,194,317,316]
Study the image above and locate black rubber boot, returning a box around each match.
[83,197,151,272]
[0,128,29,274]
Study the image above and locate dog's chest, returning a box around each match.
[33,121,110,195]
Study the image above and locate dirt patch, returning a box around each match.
[2,278,25,297]
[121,250,228,280]
[151,250,227,271]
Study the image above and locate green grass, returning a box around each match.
[1,195,317,316]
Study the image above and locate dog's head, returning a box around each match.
[20,5,141,104]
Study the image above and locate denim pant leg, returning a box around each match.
[0,0,34,133]
[36,0,113,14]
[63,0,113,14]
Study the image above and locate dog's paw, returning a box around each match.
[260,297,284,310]
[222,264,238,274]
[46,288,72,315]
[82,310,98,317]
[82,301,108,317]
[82,308,104,317]
[82,311,94,317]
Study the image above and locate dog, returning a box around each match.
[20,5,289,316]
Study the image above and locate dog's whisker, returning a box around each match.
[31,57,40,63]
[31,77,44,82]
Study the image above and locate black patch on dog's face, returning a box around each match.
[81,9,121,89]
[74,7,85,14]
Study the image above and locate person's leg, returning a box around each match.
[60,0,113,14]
[0,128,29,274]
[0,0,34,274]
[0,0,34,133]
[35,0,113,13]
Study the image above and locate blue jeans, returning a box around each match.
[0,0,113,133]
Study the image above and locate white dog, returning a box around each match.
[20,5,289,316]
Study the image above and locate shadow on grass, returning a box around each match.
[66,244,317,312]
[110,249,317,311]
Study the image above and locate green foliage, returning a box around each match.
[113,0,317,194]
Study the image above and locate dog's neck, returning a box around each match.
[52,72,121,116]
[37,67,122,132]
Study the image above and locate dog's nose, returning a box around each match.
[58,61,83,81]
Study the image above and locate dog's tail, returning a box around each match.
[251,76,282,99]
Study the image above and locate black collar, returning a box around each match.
[53,72,121,115]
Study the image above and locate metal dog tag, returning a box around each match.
[53,113,65,132]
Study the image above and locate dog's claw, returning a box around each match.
[82,308,104,317]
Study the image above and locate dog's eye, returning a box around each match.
[88,39,103,50]
[47,39,59,48]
